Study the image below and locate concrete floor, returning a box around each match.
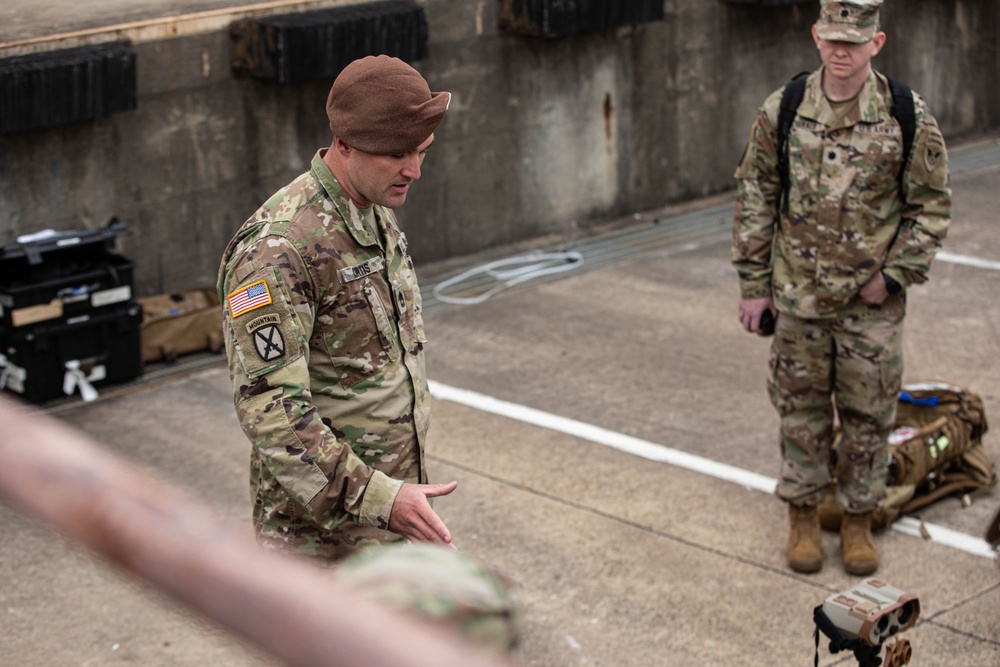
[2,135,999,666]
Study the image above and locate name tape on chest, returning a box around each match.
[228,279,272,318]
[794,118,899,137]
[794,119,824,133]
[339,256,385,283]
[855,124,898,136]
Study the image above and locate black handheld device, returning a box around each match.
[758,309,776,337]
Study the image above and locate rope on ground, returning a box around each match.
[432,251,584,305]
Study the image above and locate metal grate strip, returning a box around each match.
[947,139,1000,175]
[422,140,999,312]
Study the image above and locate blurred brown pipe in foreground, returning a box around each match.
[0,396,514,667]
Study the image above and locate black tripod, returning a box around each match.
[813,605,884,667]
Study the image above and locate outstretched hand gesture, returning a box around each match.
[388,480,459,548]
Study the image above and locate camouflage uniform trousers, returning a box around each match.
[769,294,905,513]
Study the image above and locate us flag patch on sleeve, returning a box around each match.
[228,280,272,318]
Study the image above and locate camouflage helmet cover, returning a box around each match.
[334,543,524,654]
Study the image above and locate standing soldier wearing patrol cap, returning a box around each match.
[732,0,951,575]
[217,55,458,563]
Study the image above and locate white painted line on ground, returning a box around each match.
[430,380,996,560]
[936,251,1000,271]
[430,381,776,494]
[893,517,996,559]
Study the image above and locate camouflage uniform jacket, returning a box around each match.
[217,150,430,560]
[732,68,951,318]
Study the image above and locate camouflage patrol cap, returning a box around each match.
[326,55,451,155]
[816,0,882,43]
[333,543,523,654]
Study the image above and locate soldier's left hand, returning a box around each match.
[388,481,459,548]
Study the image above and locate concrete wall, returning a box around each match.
[1,0,997,297]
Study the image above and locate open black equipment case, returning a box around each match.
[0,218,142,403]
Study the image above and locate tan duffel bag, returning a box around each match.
[138,288,223,363]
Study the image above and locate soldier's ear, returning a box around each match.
[870,31,887,56]
[332,135,353,157]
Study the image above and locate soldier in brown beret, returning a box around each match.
[325,54,451,208]
[218,56,457,563]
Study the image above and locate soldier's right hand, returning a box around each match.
[388,481,459,548]
[738,296,775,334]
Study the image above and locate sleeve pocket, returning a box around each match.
[227,269,305,380]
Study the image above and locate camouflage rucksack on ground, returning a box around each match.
[820,382,995,530]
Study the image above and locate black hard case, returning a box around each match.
[0,219,135,328]
[0,219,142,402]
[1,303,143,403]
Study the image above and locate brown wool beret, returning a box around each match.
[326,55,451,155]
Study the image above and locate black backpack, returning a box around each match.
[775,72,915,214]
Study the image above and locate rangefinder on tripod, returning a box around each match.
[814,579,919,667]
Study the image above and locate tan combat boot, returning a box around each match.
[816,484,842,532]
[841,511,878,575]
[787,504,823,573]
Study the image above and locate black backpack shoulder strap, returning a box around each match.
[777,72,809,215]
[776,73,915,209]
[886,75,915,191]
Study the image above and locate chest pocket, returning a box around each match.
[397,255,428,348]
[856,136,901,208]
[787,124,823,201]
[323,276,401,390]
